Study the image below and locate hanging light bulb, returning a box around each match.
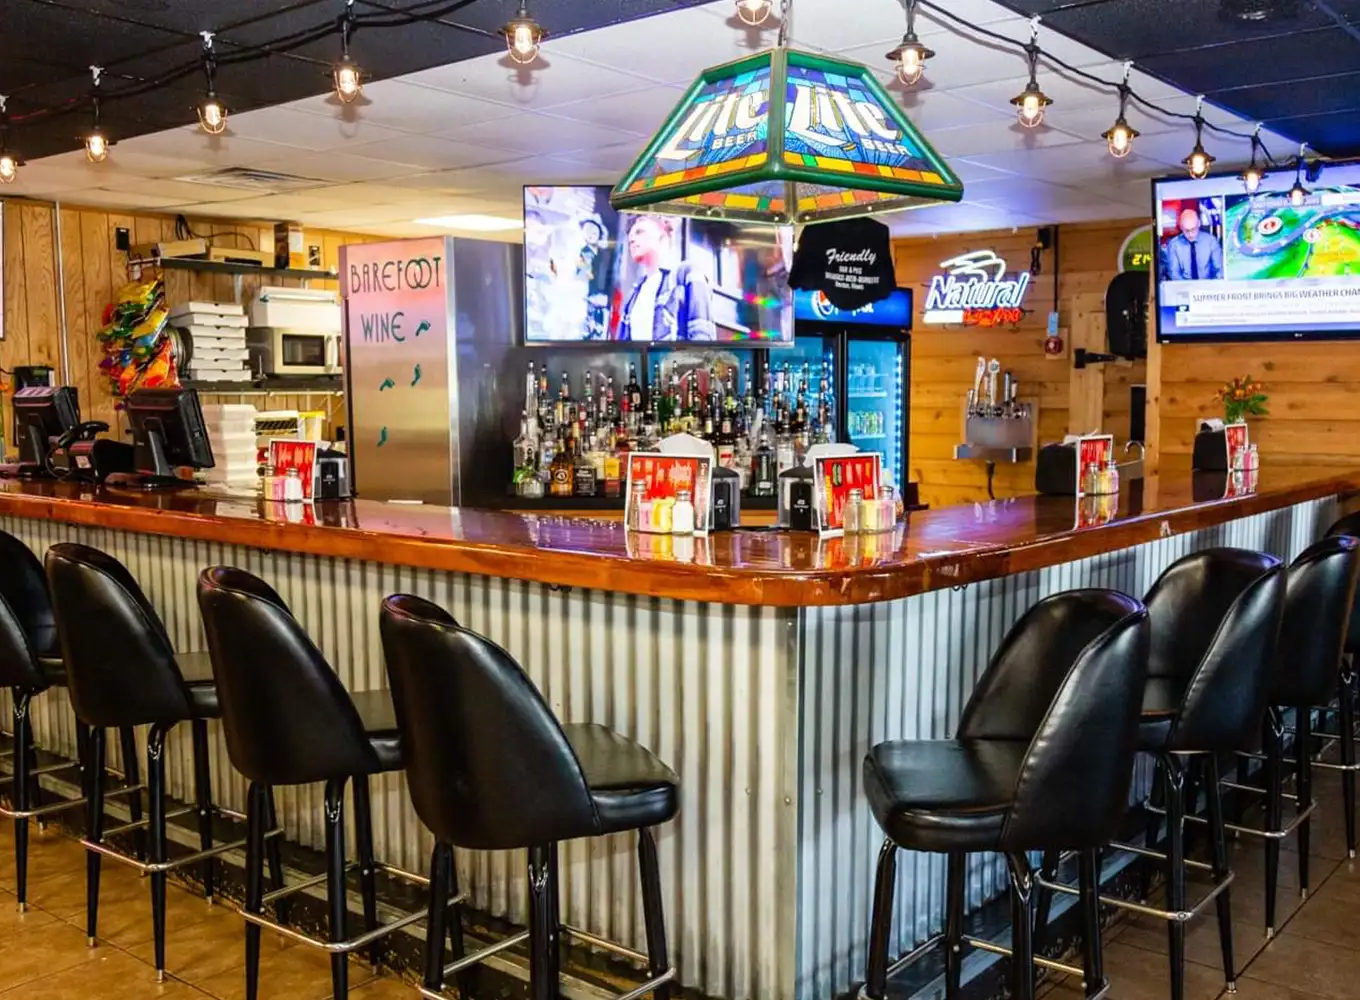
[195,33,227,135]
[1290,145,1309,207]
[83,67,111,163]
[1181,102,1214,179]
[886,0,935,87]
[501,1,547,65]
[1241,125,1264,194]
[735,0,774,26]
[0,98,19,185]
[1102,68,1139,158]
[1010,23,1052,129]
[333,0,364,103]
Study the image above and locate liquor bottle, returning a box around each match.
[626,363,643,416]
[602,375,616,427]
[775,405,796,475]
[556,371,571,429]
[574,437,597,498]
[511,410,542,498]
[549,433,574,497]
[641,397,659,450]
[752,432,776,497]
[582,372,595,430]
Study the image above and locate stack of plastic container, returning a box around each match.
[201,403,259,490]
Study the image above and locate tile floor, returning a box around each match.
[2,771,1360,998]
[1042,766,1360,999]
[0,822,415,999]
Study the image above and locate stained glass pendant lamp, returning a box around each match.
[610,1,963,225]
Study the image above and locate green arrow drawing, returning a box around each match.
[411,364,422,387]
[377,426,389,448]
[378,377,396,391]
[414,320,431,337]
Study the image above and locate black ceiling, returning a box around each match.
[994,0,1360,158]
[1,0,707,161]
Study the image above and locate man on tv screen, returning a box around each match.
[1164,205,1223,281]
[619,216,715,342]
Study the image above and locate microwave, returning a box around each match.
[246,327,341,377]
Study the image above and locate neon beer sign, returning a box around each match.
[922,251,1032,327]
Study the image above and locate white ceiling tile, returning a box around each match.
[545,85,688,138]
[117,127,302,165]
[246,149,422,183]
[435,113,643,156]
[557,141,649,173]
[84,176,263,203]
[543,5,769,86]
[55,189,189,210]
[959,143,1170,186]
[222,107,409,151]
[945,157,1022,183]
[288,79,517,134]
[929,120,1086,158]
[404,51,662,111]
[344,133,521,170]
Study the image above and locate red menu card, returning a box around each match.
[813,453,882,537]
[1075,434,1114,498]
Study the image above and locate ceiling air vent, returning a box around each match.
[170,166,326,193]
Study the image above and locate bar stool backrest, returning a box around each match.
[197,567,379,785]
[45,542,192,727]
[1144,547,1285,752]
[955,589,1151,850]
[0,531,56,691]
[1273,536,1360,706]
[1325,512,1360,655]
[380,594,598,851]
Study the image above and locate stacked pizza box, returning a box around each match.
[200,403,260,489]
[169,301,251,384]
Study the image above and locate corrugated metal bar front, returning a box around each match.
[0,515,802,1000]
[793,497,1337,1000]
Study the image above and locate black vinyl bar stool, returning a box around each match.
[1037,548,1285,1000]
[44,542,249,981]
[1225,536,1360,935]
[1319,512,1360,858]
[859,589,1151,1000]
[0,529,94,909]
[198,567,435,1000]
[379,594,680,1000]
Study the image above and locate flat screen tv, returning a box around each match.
[523,185,794,344]
[1154,163,1360,342]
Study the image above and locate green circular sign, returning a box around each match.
[1118,225,1154,273]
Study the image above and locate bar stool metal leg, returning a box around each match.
[945,851,965,999]
[1077,849,1105,999]
[85,727,106,946]
[1341,670,1358,860]
[1297,708,1314,897]
[119,726,145,862]
[12,693,32,911]
[1032,848,1060,955]
[527,843,558,1000]
[1142,762,1166,901]
[1264,712,1284,935]
[244,782,266,1000]
[1162,754,1187,1000]
[191,719,215,902]
[324,777,350,1000]
[75,723,92,813]
[446,844,468,997]
[1203,755,1236,991]
[638,829,672,1000]
[546,841,562,990]
[352,775,380,965]
[1005,852,1036,1000]
[264,786,286,922]
[423,843,452,992]
[863,839,897,1000]
[147,724,169,981]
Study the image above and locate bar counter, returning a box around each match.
[0,467,1352,1000]
[0,465,1355,606]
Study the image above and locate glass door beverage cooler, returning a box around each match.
[790,288,912,487]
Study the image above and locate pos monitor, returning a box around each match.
[11,386,80,475]
[121,388,214,488]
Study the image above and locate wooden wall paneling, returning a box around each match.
[19,204,59,370]
[79,210,113,431]
[1143,268,1161,477]
[1068,291,1106,436]
[58,208,87,411]
[1,201,28,396]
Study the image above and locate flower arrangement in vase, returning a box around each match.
[1213,375,1269,424]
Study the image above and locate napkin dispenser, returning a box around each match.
[710,467,741,531]
[1034,442,1078,496]
[1192,426,1230,471]
[777,465,816,531]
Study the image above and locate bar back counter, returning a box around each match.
[0,468,1351,1000]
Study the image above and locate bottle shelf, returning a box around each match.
[852,433,888,442]
[847,391,889,400]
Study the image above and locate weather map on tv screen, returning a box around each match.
[1154,163,1360,341]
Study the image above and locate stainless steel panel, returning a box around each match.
[341,237,457,505]
[0,515,800,1000]
[794,497,1335,1000]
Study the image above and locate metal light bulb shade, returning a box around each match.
[334,57,363,103]
[198,96,227,135]
[1102,118,1139,158]
[1242,166,1262,194]
[0,154,17,183]
[85,131,109,163]
[1011,82,1051,129]
[501,6,546,65]
[1183,144,1214,179]
[886,34,934,87]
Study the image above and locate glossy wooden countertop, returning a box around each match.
[0,465,1354,607]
